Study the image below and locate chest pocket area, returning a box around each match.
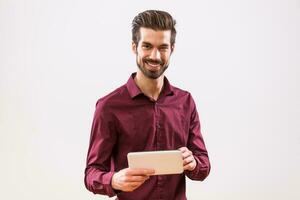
[160,108,189,149]
[116,110,154,149]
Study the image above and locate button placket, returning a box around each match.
[156,105,163,150]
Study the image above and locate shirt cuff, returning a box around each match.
[93,171,117,197]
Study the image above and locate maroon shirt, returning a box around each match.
[85,73,210,200]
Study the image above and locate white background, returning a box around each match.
[1,0,300,199]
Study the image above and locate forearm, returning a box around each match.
[185,95,211,181]
[85,99,118,196]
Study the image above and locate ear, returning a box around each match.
[132,41,137,54]
[171,44,175,53]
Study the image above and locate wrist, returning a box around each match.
[111,172,118,190]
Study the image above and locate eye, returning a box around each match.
[159,46,169,51]
[142,44,151,50]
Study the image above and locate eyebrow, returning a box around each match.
[141,42,152,46]
[141,42,170,47]
[160,44,170,47]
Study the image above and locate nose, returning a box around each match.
[149,48,161,60]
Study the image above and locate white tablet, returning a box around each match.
[127,150,183,175]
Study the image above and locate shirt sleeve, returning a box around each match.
[84,99,118,197]
[184,94,211,181]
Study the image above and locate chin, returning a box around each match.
[137,61,168,79]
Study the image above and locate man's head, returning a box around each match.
[131,10,177,79]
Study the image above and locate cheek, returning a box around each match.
[161,54,170,62]
[137,51,147,60]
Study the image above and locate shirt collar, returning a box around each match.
[126,72,174,99]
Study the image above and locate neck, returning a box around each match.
[134,71,164,101]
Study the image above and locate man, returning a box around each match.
[85,10,210,200]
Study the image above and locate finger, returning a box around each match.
[185,158,197,170]
[178,147,193,158]
[124,175,150,182]
[182,150,192,159]
[125,180,147,191]
[183,164,191,170]
[178,147,188,153]
[183,160,196,170]
[183,156,194,166]
[127,181,143,188]
[126,168,155,176]
[123,182,141,192]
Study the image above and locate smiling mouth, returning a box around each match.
[145,60,162,68]
[147,62,160,67]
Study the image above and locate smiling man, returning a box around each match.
[84,10,211,200]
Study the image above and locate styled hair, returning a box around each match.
[132,10,177,46]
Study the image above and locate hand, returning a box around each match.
[179,147,197,171]
[111,168,155,192]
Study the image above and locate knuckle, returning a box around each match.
[120,177,125,182]
[123,177,129,182]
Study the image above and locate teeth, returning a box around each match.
[147,62,160,67]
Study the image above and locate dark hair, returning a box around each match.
[132,10,177,46]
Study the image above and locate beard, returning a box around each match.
[136,56,169,79]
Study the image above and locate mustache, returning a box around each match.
[143,58,163,65]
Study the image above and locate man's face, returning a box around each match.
[132,27,174,79]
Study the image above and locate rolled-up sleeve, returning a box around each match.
[84,99,117,197]
[185,96,211,181]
